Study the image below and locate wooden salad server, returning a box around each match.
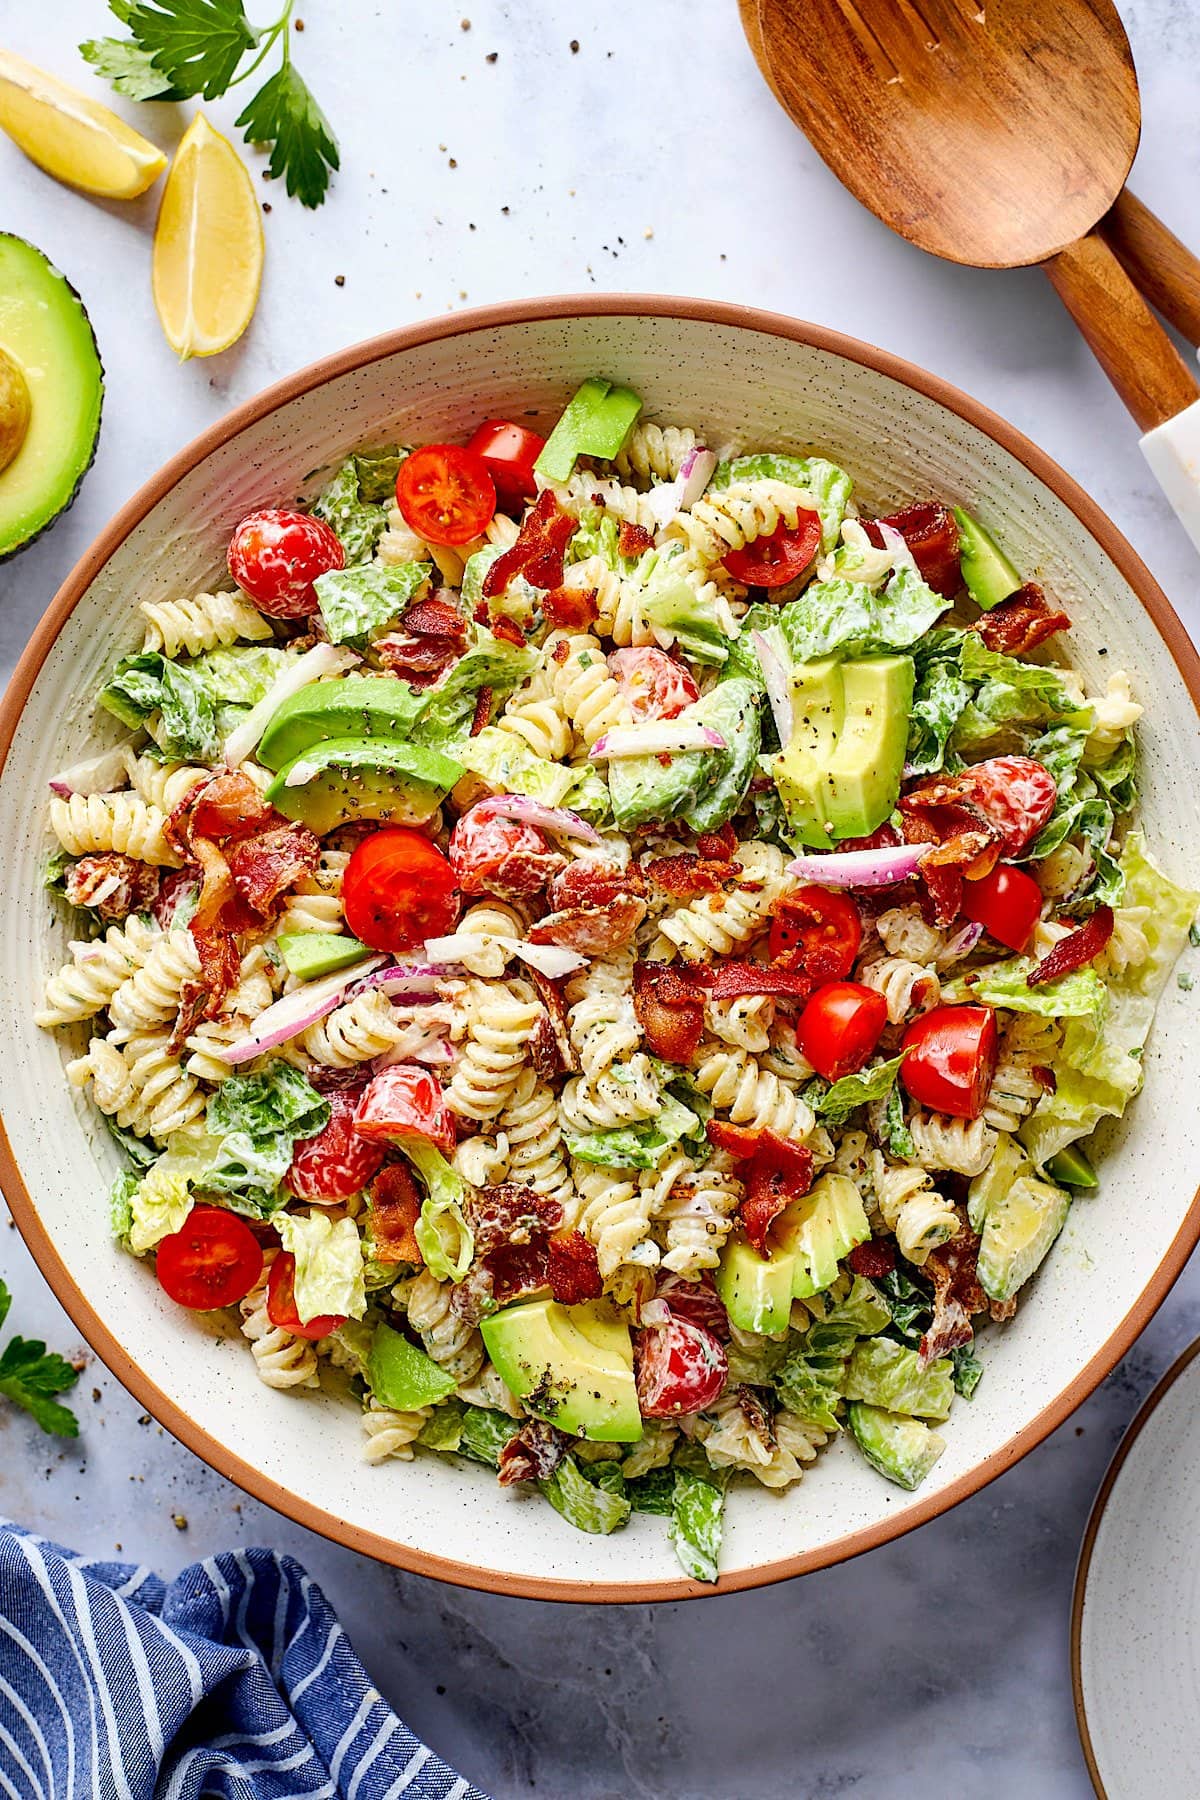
[741,0,1200,552]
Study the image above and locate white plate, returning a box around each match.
[1073,1337,1200,1795]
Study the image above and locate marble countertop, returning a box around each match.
[3,2,1200,1793]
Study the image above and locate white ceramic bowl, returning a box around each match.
[4,297,1200,1601]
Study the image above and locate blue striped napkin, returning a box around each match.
[0,1522,490,1799]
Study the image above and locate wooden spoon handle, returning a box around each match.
[1099,190,1200,346]
[1043,231,1200,432]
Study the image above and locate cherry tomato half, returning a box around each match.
[796,981,887,1082]
[722,509,822,588]
[466,419,545,512]
[960,862,1043,954]
[288,1087,386,1201]
[769,886,863,983]
[959,756,1057,858]
[448,803,559,901]
[636,1316,727,1419]
[395,444,496,547]
[901,1004,998,1120]
[354,1064,456,1154]
[608,646,700,721]
[156,1206,263,1311]
[266,1251,345,1340]
[342,828,459,954]
[227,508,344,618]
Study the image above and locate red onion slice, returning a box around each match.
[938,921,984,964]
[216,954,388,1064]
[48,740,138,798]
[469,794,600,843]
[642,447,718,528]
[786,843,925,888]
[752,630,794,745]
[589,722,727,760]
[351,962,465,997]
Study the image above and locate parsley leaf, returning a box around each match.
[79,34,184,99]
[0,1282,81,1438]
[119,0,259,98]
[235,60,338,209]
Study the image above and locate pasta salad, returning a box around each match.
[38,378,1198,1582]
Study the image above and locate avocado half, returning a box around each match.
[0,234,104,562]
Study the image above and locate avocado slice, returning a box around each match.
[1045,1143,1098,1190]
[265,736,463,834]
[276,931,370,980]
[480,1297,642,1442]
[368,1321,457,1409]
[952,507,1022,611]
[0,235,103,560]
[714,1238,796,1338]
[847,1402,946,1491]
[257,675,427,771]
[534,376,642,483]
[976,1173,1070,1303]
[773,1173,871,1299]
[842,1337,954,1421]
[773,654,914,847]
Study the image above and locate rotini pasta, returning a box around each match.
[140,588,273,658]
[50,792,182,867]
[446,978,541,1120]
[36,916,160,1029]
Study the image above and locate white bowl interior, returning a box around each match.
[5,308,1200,1593]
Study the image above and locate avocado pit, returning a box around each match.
[0,345,31,475]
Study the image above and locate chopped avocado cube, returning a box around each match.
[367,1320,457,1410]
[534,376,643,483]
[976,1173,1070,1303]
[842,1338,954,1421]
[265,736,462,834]
[966,1130,1029,1232]
[847,1401,946,1490]
[257,675,427,771]
[480,1297,642,1442]
[1045,1144,1099,1190]
[773,654,914,848]
[952,507,1021,610]
[0,234,104,561]
[276,931,370,980]
[714,1238,796,1338]
[773,1173,870,1299]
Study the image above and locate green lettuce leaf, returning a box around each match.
[625,1465,676,1516]
[952,637,1093,753]
[457,1405,514,1466]
[775,1276,891,1430]
[457,725,588,813]
[205,1062,330,1204]
[414,628,539,750]
[109,1169,138,1240]
[540,1454,632,1535]
[669,1447,727,1582]
[276,1211,366,1323]
[639,555,728,666]
[353,445,408,502]
[1091,735,1138,813]
[314,560,431,646]
[105,1116,159,1171]
[607,678,760,833]
[122,1147,201,1255]
[100,653,218,760]
[809,1055,904,1127]
[907,653,973,777]
[311,459,389,564]
[883,1084,915,1160]
[710,453,852,550]
[842,1336,954,1420]
[943,958,1106,1020]
[950,1342,984,1399]
[402,1141,474,1281]
[417,1398,466,1450]
[565,1090,700,1170]
[875,1264,933,1349]
[774,564,947,664]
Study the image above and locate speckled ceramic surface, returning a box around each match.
[4,298,1200,1599]
[1073,1337,1200,1797]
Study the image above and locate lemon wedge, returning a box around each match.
[152,113,264,360]
[0,49,166,199]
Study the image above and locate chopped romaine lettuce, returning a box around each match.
[669,1447,727,1582]
[640,554,730,666]
[607,678,760,833]
[883,1084,916,1160]
[710,453,852,551]
[540,1454,632,1534]
[944,958,1106,1021]
[352,445,407,503]
[457,1405,513,1466]
[401,1141,474,1282]
[276,1211,366,1323]
[99,645,291,762]
[414,628,539,749]
[417,1399,466,1451]
[774,564,948,664]
[120,1143,208,1254]
[952,637,1093,753]
[314,560,430,646]
[907,653,972,777]
[625,1465,676,1516]
[105,1116,159,1171]
[311,459,390,564]
[810,1054,904,1126]
[875,1264,933,1349]
[842,1337,954,1421]
[205,1062,329,1205]
[565,1091,701,1170]
[108,1169,138,1240]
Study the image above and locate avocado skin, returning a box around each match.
[0,235,104,563]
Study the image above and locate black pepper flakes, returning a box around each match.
[335,274,345,287]
[262,202,272,213]
[486,50,498,62]
[570,38,580,52]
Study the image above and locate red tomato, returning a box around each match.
[342,829,459,953]
[355,1064,456,1154]
[395,444,496,547]
[656,1272,730,1340]
[227,509,344,618]
[466,419,545,512]
[448,803,560,900]
[960,862,1043,953]
[769,886,863,983]
[155,1206,263,1311]
[901,1004,998,1120]
[287,1088,387,1201]
[608,647,700,721]
[722,509,822,588]
[959,756,1057,857]
[266,1251,345,1340]
[796,981,887,1081]
[636,1316,727,1419]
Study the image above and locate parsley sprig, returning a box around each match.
[0,1280,81,1438]
[81,0,339,208]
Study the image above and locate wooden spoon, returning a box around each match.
[742,0,1200,548]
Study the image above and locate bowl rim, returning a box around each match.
[4,290,1199,1603]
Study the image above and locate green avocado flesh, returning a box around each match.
[368,1321,457,1410]
[0,235,103,561]
[480,1297,642,1441]
[714,1238,796,1337]
[265,736,463,834]
[276,931,370,979]
[715,1173,870,1332]
[952,507,1021,611]
[773,654,914,847]
[256,675,426,771]
[847,1402,946,1491]
[534,376,643,484]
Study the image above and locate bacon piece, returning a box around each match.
[900,781,1001,925]
[541,584,598,631]
[919,1221,986,1366]
[529,1010,562,1082]
[707,961,814,1002]
[528,969,577,1074]
[173,923,241,1047]
[643,852,740,900]
[547,1232,603,1304]
[1027,905,1114,986]
[632,961,707,1063]
[550,861,645,911]
[368,1164,423,1264]
[741,1135,814,1255]
[497,1418,570,1486]
[186,770,276,843]
[227,823,320,916]
[695,825,738,862]
[187,835,235,931]
[470,685,493,735]
[466,1184,564,1255]
[485,1240,550,1306]
[483,490,576,597]
[705,1118,764,1160]
[617,520,655,558]
[657,1271,730,1340]
[847,1238,897,1279]
[863,502,961,597]
[154,868,201,930]
[489,614,527,648]
[403,594,467,639]
[374,634,459,686]
[528,892,646,956]
[973,582,1070,655]
[64,852,159,922]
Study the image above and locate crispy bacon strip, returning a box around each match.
[695,825,738,861]
[919,1222,986,1365]
[617,520,656,558]
[173,923,241,1047]
[467,1184,564,1255]
[1027,905,1114,986]
[498,1418,571,1486]
[707,961,814,1002]
[741,1134,814,1256]
[529,1010,562,1082]
[547,1232,603,1303]
[864,502,961,597]
[64,853,159,922]
[227,823,320,916]
[847,1238,897,1279]
[900,782,1001,925]
[643,852,740,900]
[705,1119,763,1160]
[527,969,577,1073]
[483,491,576,597]
[489,614,527,647]
[550,862,645,910]
[184,770,276,844]
[973,582,1070,655]
[529,892,647,956]
[368,1164,423,1264]
[632,961,707,1063]
[541,584,598,631]
[485,1240,550,1306]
